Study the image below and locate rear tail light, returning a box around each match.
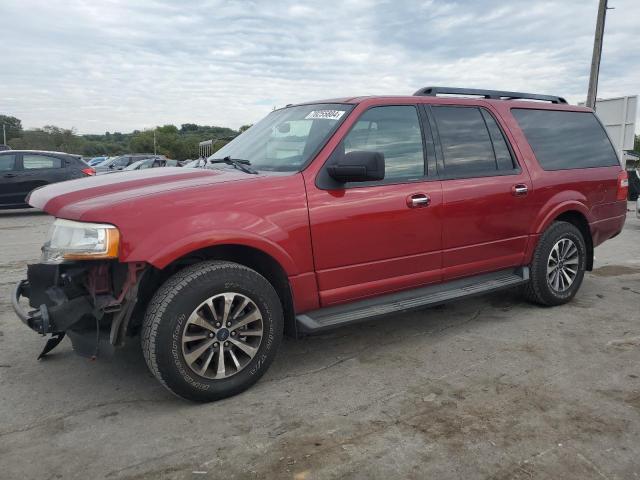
[617,170,629,201]
[82,167,96,176]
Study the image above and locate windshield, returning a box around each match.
[208,103,353,172]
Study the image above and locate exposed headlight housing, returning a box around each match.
[41,219,120,264]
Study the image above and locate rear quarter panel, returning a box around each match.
[494,102,626,251]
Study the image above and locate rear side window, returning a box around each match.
[512,109,619,170]
[23,154,62,169]
[0,154,16,171]
[432,106,515,177]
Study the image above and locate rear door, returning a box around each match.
[427,105,535,280]
[305,104,443,306]
[0,153,23,206]
[18,153,67,199]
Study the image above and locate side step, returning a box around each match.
[296,267,529,333]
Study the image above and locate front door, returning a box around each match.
[0,153,23,206]
[305,105,443,306]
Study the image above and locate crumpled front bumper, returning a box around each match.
[12,279,53,335]
[13,272,96,358]
[13,278,79,359]
[13,261,147,359]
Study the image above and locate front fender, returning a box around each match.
[119,209,303,275]
[146,230,298,274]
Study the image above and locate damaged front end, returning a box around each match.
[13,260,147,359]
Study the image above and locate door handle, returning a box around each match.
[512,184,528,196]
[3,173,16,178]
[407,193,431,208]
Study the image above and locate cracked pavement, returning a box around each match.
[1,206,639,479]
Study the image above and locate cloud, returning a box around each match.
[0,0,638,133]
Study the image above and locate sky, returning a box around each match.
[1,0,638,134]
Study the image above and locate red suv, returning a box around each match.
[13,87,628,401]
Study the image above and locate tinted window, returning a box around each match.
[0,154,16,171]
[512,109,619,170]
[433,106,497,175]
[341,105,424,180]
[23,154,62,169]
[481,110,515,170]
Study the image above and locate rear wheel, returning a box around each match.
[524,221,587,306]
[141,261,283,402]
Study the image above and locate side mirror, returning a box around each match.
[327,150,385,183]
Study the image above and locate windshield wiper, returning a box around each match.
[209,156,258,174]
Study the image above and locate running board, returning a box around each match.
[296,267,529,333]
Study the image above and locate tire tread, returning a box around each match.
[524,221,585,306]
[141,260,279,400]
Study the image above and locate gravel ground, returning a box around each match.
[0,206,639,480]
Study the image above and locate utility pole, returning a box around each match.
[2,124,6,145]
[586,0,610,109]
[153,129,157,155]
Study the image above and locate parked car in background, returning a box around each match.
[95,154,161,174]
[88,156,109,167]
[0,150,94,209]
[182,158,208,168]
[124,158,179,171]
[627,168,640,201]
[13,87,628,402]
[0,144,11,151]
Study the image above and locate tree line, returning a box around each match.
[2,113,639,161]
[0,115,252,160]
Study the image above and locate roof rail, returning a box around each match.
[413,86,568,104]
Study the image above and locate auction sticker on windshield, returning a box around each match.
[305,110,346,120]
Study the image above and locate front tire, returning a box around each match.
[141,261,283,402]
[524,221,587,306]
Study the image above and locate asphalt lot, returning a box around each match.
[0,206,639,480]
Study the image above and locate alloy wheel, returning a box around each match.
[181,292,263,379]
[547,238,579,293]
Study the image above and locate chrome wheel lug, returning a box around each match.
[224,341,230,347]
[213,342,219,348]
[226,322,232,327]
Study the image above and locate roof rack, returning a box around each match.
[413,86,567,104]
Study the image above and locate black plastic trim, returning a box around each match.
[413,86,567,104]
[297,267,530,333]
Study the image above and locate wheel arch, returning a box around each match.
[133,244,297,337]
[553,211,594,271]
[534,206,594,271]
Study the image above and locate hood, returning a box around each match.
[29,167,251,219]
